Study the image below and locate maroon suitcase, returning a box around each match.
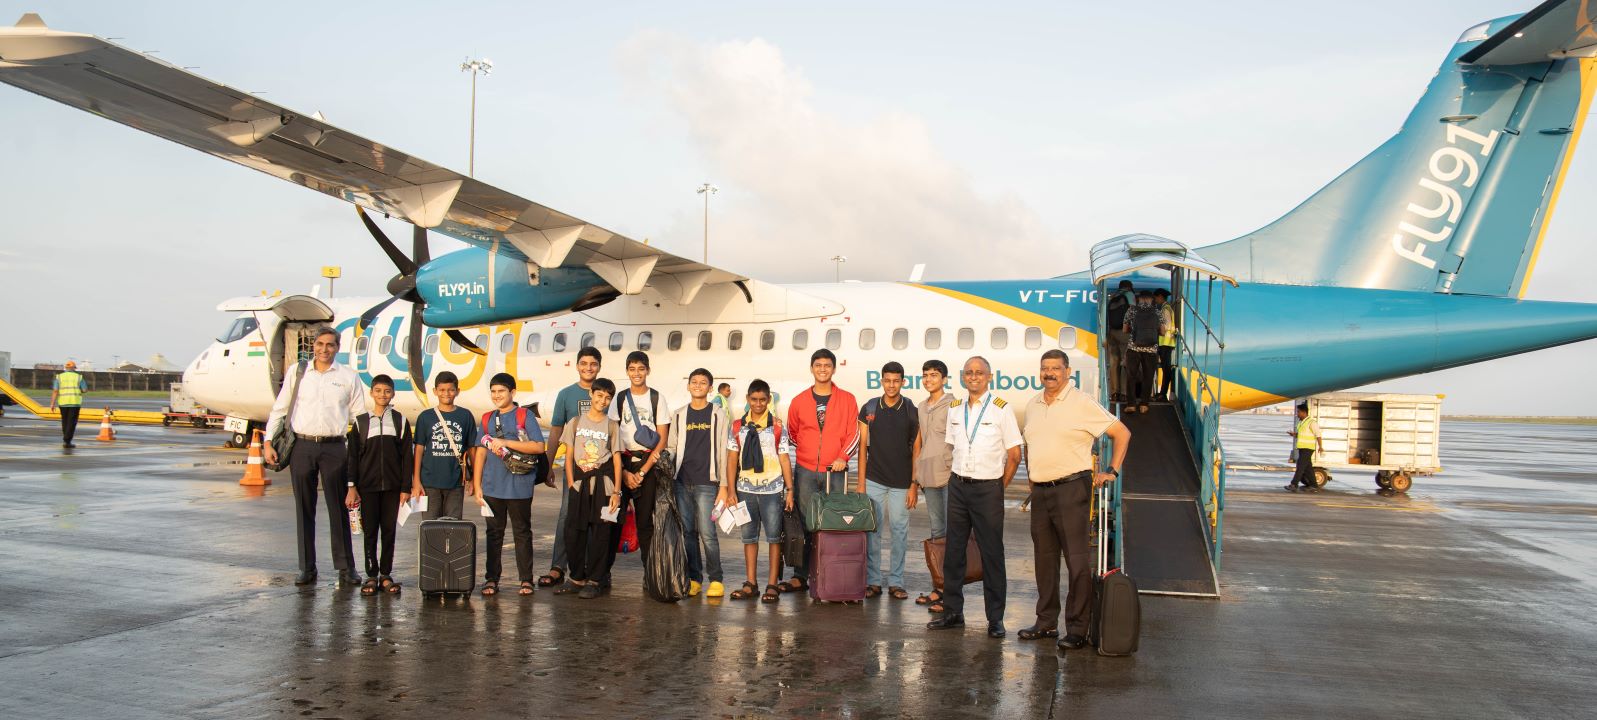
[809,530,867,602]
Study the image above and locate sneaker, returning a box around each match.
[1283,484,1299,492]
[689,580,702,597]
[706,581,725,598]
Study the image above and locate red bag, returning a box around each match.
[616,508,638,554]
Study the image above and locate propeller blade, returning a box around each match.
[356,206,417,276]
[448,329,487,356]
[356,293,402,334]
[407,303,427,395]
[413,224,430,266]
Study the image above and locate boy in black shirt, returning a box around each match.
[344,374,413,595]
[858,361,920,600]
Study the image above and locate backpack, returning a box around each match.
[1106,290,1133,328]
[623,388,662,448]
[1130,306,1159,346]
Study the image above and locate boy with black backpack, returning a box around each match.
[343,374,412,595]
[1123,290,1166,414]
[471,372,546,597]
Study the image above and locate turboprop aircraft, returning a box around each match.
[4,1,1597,443]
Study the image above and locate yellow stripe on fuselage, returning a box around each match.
[1519,57,1597,299]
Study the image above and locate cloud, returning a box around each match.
[617,31,1060,282]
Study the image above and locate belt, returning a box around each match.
[294,433,343,443]
[952,473,998,484]
[1033,470,1093,488]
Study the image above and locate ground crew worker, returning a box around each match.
[1154,288,1177,402]
[926,356,1022,639]
[48,360,88,448]
[1287,403,1323,492]
[1018,350,1130,650]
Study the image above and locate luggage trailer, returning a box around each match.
[1297,392,1443,493]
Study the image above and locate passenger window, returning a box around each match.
[667,331,683,351]
[698,330,713,351]
[609,332,624,352]
[892,328,909,351]
[499,333,515,354]
[729,330,744,351]
[525,333,541,353]
[1057,327,1076,349]
[638,331,653,351]
[1025,327,1042,350]
[760,330,775,350]
[422,335,437,355]
[378,336,393,355]
[553,333,568,353]
[792,329,809,350]
[925,328,941,349]
[825,329,841,350]
[859,329,876,350]
[474,334,488,351]
[580,332,595,349]
[991,327,1008,350]
[958,328,974,349]
[354,335,370,357]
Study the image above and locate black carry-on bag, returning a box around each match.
[1089,481,1141,656]
[419,517,477,595]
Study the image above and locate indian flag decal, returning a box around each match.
[247,340,266,358]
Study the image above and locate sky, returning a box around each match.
[0,0,1593,415]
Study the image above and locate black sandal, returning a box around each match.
[916,590,942,606]
[382,578,401,594]
[537,568,565,587]
[778,578,808,594]
[889,586,909,600]
[360,578,379,596]
[730,581,758,600]
[554,582,583,595]
[518,581,535,596]
[928,600,946,614]
[481,581,498,596]
[864,585,882,598]
[761,584,781,603]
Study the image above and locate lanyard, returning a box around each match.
[963,394,991,447]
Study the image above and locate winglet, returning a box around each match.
[1459,0,1597,65]
[14,13,46,28]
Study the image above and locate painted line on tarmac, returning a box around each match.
[1314,501,1440,513]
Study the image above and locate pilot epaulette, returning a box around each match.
[993,398,1008,409]
[950,398,962,408]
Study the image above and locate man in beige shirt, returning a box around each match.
[1019,349,1130,650]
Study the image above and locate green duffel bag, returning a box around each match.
[804,472,877,533]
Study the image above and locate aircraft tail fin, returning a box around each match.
[1200,1,1597,298]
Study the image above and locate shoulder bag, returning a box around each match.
[266,362,307,472]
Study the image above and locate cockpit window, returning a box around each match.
[217,316,258,344]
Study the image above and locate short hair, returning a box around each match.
[964,356,992,373]
[1153,288,1170,298]
[810,348,837,366]
[591,377,617,397]
[371,373,395,389]
[1296,403,1309,415]
[625,350,650,369]
[577,346,603,364]
[689,368,713,384]
[881,361,905,377]
[489,372,516,390]
[312,326,340,347]
[1136,290,1153,299]
[434,371,460,388]
[922,359,948,376]
[747,379,771,397]
[1117,279,1133,289]
[717,382,731,392]
[1040,349,1069,367]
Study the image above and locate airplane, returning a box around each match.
[4,1,1597,449]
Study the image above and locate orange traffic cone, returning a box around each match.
[96,408,116,442]
[240,429,270,486]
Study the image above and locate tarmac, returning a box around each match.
[0,412,1594,718]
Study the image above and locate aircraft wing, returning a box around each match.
[0,14,739,301]
[1459,0,1597,65]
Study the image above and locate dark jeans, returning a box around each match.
[789,467,828,580]
[59,406,81,444]
[1291,449,1316,487]
[289,439,355,574]
[357,488,401,578]
[1157,346,1174,398]
[1127,350,1158,406]
[1030,478,1093,634]
[943,475,1007,624]
[609,452,660,582]
[484,495,535,584]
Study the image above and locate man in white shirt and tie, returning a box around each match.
[926,356,1023,638]
[264,327,367,587]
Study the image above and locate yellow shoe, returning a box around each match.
[706,581,725,598]
[689,580,702,597]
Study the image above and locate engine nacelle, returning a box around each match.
[416,247,618,327]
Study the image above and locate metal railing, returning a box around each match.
[1173,272,1228,569]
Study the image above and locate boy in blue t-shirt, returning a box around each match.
[410,371,477,520]
[472,372,546,596]
[539,346,602,588]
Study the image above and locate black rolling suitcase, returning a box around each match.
[419,517,476,595]
[1089,483,1140,656]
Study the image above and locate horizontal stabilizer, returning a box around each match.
[1460,0,1597,65]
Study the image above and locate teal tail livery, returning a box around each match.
[4,1,1597,421]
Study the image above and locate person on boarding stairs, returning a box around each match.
[1154,288,1177,402]
[1104,280,1135,405]
[1123,290,1165,414]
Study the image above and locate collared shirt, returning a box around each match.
[1021,387,1116,481]
[266,361,364,438]
[915,391,954,488]
[945,392,1023,480]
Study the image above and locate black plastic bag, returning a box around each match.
[644,479,690,603]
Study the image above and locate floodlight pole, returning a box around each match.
[831,255,847,283]
[697,182,718,263]
[461,57,494,177]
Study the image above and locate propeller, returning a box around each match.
[354,207,485,394]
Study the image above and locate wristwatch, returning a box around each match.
[1107,468,1120,478]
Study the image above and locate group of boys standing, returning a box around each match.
[266,325,1133,651]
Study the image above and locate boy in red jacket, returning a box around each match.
[778,348,860,594]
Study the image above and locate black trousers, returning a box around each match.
[1157,346,1174,398]
[1030,478,1093,634]
[289,439,355,573]
[609,453,660,583]
[1291,449,1316,487]
[59,406,81,444]
[943,476,1007,624]
[565,484,611,583]
[1127,350,1158,405]
[357,488,401,578]
[484,495,535,584]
